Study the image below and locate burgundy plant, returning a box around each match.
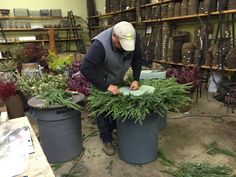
[166,66,201,93]
[0,81,17,100]
[67,60,91,96]
[22,43,45,63]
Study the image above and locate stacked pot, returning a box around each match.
[188,0,199,15]
[176,33,190,63]
[162,22,171,61]
[204,0,217,13]
[218,0,229,11]
[194,49,201,65]
[151,5,161,20]
[198,1,205,13]
[228,0,236,10]
[182,43,196,65]
[140,0,150,6]
[145,6,152,20]
[167,37,175,62]
[113,0,121,12]
[168,33,189,63]
[161,4,169,18]
[126,0,136,9]
[211,44,220,66]
[167,2,175,18]
[181,0,188,16]
[174,2,181,17]
[154,30,162,61]
[87,0,96,17]
[105,0,114,13]
[225,48,236,69]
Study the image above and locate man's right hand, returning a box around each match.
[107,84,119,95]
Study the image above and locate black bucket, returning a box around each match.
[31,107,83,163]
[116,113,160,164]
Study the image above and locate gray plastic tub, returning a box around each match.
[116,113,160,164]
[28,94,84,163]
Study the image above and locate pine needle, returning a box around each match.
[206,142,236,158]
[169,163,233,177]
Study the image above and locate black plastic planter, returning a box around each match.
[116,113,160,164]
[28,94,84,163]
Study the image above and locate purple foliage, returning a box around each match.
[166,66,201,93]
[67,60,91,96]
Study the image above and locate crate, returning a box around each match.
[50,9,62,17]
[13,8,29,17]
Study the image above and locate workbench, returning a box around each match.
[8,116,55,177]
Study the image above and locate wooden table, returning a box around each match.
[8,116,55,177]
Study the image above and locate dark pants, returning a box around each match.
[96,114,116,144]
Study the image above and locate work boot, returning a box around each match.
[103,142,115,156]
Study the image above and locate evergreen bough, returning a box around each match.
[87,78,191,123]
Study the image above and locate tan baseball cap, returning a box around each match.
[113,21,136,51]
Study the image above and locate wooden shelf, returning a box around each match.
[0,16,64,20]
[2,27,82,31]
[89,21,136,29]
[142,9,236,23]
[88,0,171,19]
[141,0,171,8]
[88,8,135,19]
[0,38,81,44]
[157,60,236,72]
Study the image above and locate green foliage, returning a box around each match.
[169,163,233,177]
[159,151,235,177]
[159,150,175,167]
[206,142,236,157]
[16,73,81,110]
[105,160,113,176]
[0,60,17,72]
[16,73,67,98]
[39,88,81,110]
[10,43,46,63]
[86,78,191,123]
[51,163,62,171]
[48,52,73,74]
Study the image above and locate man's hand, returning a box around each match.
[130,81,139,91]
[107,84,119,95]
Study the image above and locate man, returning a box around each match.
[80,21,142,156]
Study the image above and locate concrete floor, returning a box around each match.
[29,91,236,177]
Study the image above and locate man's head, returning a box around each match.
[112,21,136,51]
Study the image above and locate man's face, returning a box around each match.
[112,33,122,49]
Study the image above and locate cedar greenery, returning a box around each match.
[86,78,191,123]
[206,142,236,158]
[39,88,81,110]
[16,73,81,110]
[168,163,233,177]
[16,73,67,97]
[159,151,235,177]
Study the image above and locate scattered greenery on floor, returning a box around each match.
[51,163,63,171]
[61,173,80,177]
[168,163,233,177]
[106,160,113,176]
[158,150,175,167]
[159,150,235,177]
[206,142,236,158]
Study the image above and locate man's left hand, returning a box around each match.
[130,81,139,91]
